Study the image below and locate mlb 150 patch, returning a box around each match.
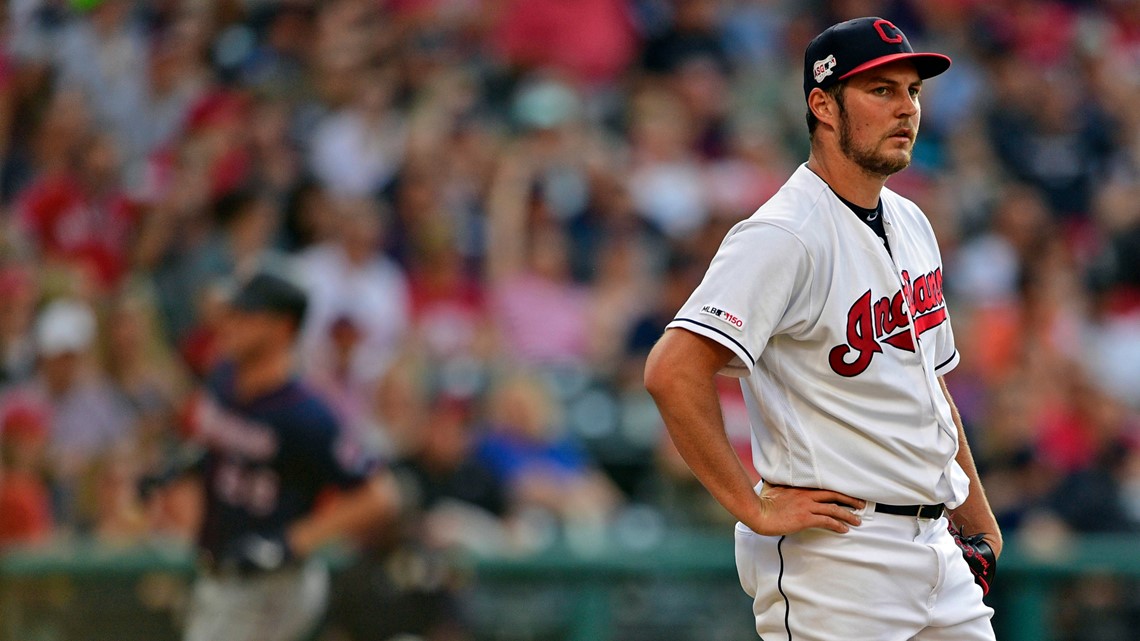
[700,305,746,330]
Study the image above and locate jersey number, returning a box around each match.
[215,462,280,516]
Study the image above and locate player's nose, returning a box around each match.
[896,94,919,118]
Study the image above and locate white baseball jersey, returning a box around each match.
[668,164,970,508]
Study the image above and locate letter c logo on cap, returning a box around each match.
[873,19,904,44]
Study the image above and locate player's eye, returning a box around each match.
[909,86,922,98]
[873,86,890,96]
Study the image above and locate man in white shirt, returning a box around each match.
[645,17,1000,641]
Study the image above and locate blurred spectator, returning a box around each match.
[0,394,54,547]
[245,96,307,202]
[485,138,594,368]
[51,0,149,170]
[475,373,619,525]
[949,183,1046,310]
[177,279,233,379]
[103,287,189,468]
[627,87,709,237]
[0,264,41,385]
[393,397,507,552]
[14,118,139,291]
[640,0,733,159]
[972,378,1058,532]
[309,64,406,198]
[191,189,283,285]
[324,545,469,641]
[294,196,411,389]
[703,118,794,220]
[563,150,662,281]
[138,10,211,165]
[85,444,149,542]
[625,252,704,365]
[406,230,490,361]
[280,179,337,252]
[140,91,260,339]
[490,0,639,86]
[237,2,316,101]
[369,353,432,458]
[8,298,137,529]
[1042,381,1139,534]
[638,427,735,530]
[162,90,256,206]
[957,188,1085,387]
[985,63,1117,220]
[147,187,281,343]
[581,231,654,378]
[1037,373,1130,476]
[505,78,592,225]
[641,0,729,76]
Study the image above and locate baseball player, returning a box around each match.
[644,17,1000,640]
[166,271,400,641]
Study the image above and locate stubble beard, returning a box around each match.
[838,110,912,178]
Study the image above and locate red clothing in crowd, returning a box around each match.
[15,174,138,289]
[491,0,639,85]
[409,273,486,357]
[0,472,54,547]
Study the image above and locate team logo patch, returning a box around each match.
[700,304,746,330]
[813,54,837,83]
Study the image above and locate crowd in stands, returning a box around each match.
[1,0,1140,636]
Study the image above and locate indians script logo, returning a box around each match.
[828,268,947,377]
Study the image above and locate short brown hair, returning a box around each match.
[806,82,847,139]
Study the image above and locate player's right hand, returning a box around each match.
[751,483,865,535]
[221,532,295,575]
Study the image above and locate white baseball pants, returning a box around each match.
[734,503,996,641]
[183,560,329,641]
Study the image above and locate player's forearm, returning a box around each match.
[287,473,401,557]
[949,429,1002,556]
[654,389,763,529]
[645,341,762,529]
[939,378,1002,557]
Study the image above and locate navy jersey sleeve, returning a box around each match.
[290,396,376,490]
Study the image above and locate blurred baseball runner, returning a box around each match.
[645,17,999,640]
[169,271,400,641]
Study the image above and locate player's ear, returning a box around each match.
[808,87,840,130]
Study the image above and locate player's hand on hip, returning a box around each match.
[750,483,866,535]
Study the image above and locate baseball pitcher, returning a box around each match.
[645,17,1000,641]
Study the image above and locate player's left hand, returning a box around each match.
[949,523,997,596]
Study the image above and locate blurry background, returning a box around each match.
[0,0,1138,640]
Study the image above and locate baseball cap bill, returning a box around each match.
[228,272,308,326]
[804,17,951,100]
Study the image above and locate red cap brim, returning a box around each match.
[839,52,952,82]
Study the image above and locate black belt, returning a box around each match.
[198,552,302,579]
[875,502,945,519]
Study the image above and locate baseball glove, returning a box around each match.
[949,523,997,595]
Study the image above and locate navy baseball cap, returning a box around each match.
[804,17,951,99]
[229,272,308,326]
